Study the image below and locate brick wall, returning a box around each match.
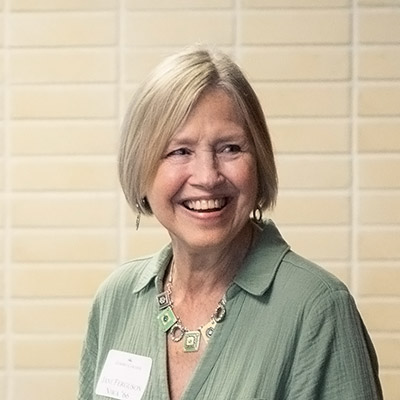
[0,1,399,399]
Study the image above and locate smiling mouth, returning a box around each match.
[183,198,228,212]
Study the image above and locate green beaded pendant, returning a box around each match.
[157,306,177,332]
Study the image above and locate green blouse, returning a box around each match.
[78,221,382,399]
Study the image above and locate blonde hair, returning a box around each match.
[119,45,278,215]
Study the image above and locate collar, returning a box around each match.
[233,220,290,296]
[131,244,172,294]
[131,220,290,297]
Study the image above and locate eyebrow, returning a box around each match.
[168,130,248,146]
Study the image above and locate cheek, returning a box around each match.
[241,158,258,186]
[245,164,259,205]
[148,165,186,201]
[230,162,258,201]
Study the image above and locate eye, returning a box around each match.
[221,144,242,154]
[165,147,192,157]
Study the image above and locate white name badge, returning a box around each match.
[95,350,152,400]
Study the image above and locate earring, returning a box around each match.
[252,205,263,223]
[135,203,141,231]
[135,198,148,230]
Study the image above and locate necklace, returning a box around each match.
[156,262,227,353]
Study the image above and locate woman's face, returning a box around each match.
[146,89,258,252]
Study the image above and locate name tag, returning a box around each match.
[95,350,152,400]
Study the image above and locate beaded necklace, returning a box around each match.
[156,262,226,353]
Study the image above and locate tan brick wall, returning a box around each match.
[0,1,399,399]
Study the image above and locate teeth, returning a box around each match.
[185,198,226,211]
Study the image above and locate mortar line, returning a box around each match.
[3,1,15,398]
[350,0,360,299]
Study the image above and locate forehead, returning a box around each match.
[170,89,246,140]
[190,88,243,120]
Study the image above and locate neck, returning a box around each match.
[168,221,255,297]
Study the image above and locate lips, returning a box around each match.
[183,198,227,212]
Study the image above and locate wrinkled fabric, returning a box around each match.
[78,220,382,400]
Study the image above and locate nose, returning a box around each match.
[189,151,224,189]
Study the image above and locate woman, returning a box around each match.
[79,46,382,400]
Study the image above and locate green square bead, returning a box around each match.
[183,331,201,352]
[157,306,177,332]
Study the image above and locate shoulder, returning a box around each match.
[266,252,365,345]
[237,220,349,302]
[283,251,347,292]
[93,245,171,308]
[275,250,352,311]
[104,256,152,289]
